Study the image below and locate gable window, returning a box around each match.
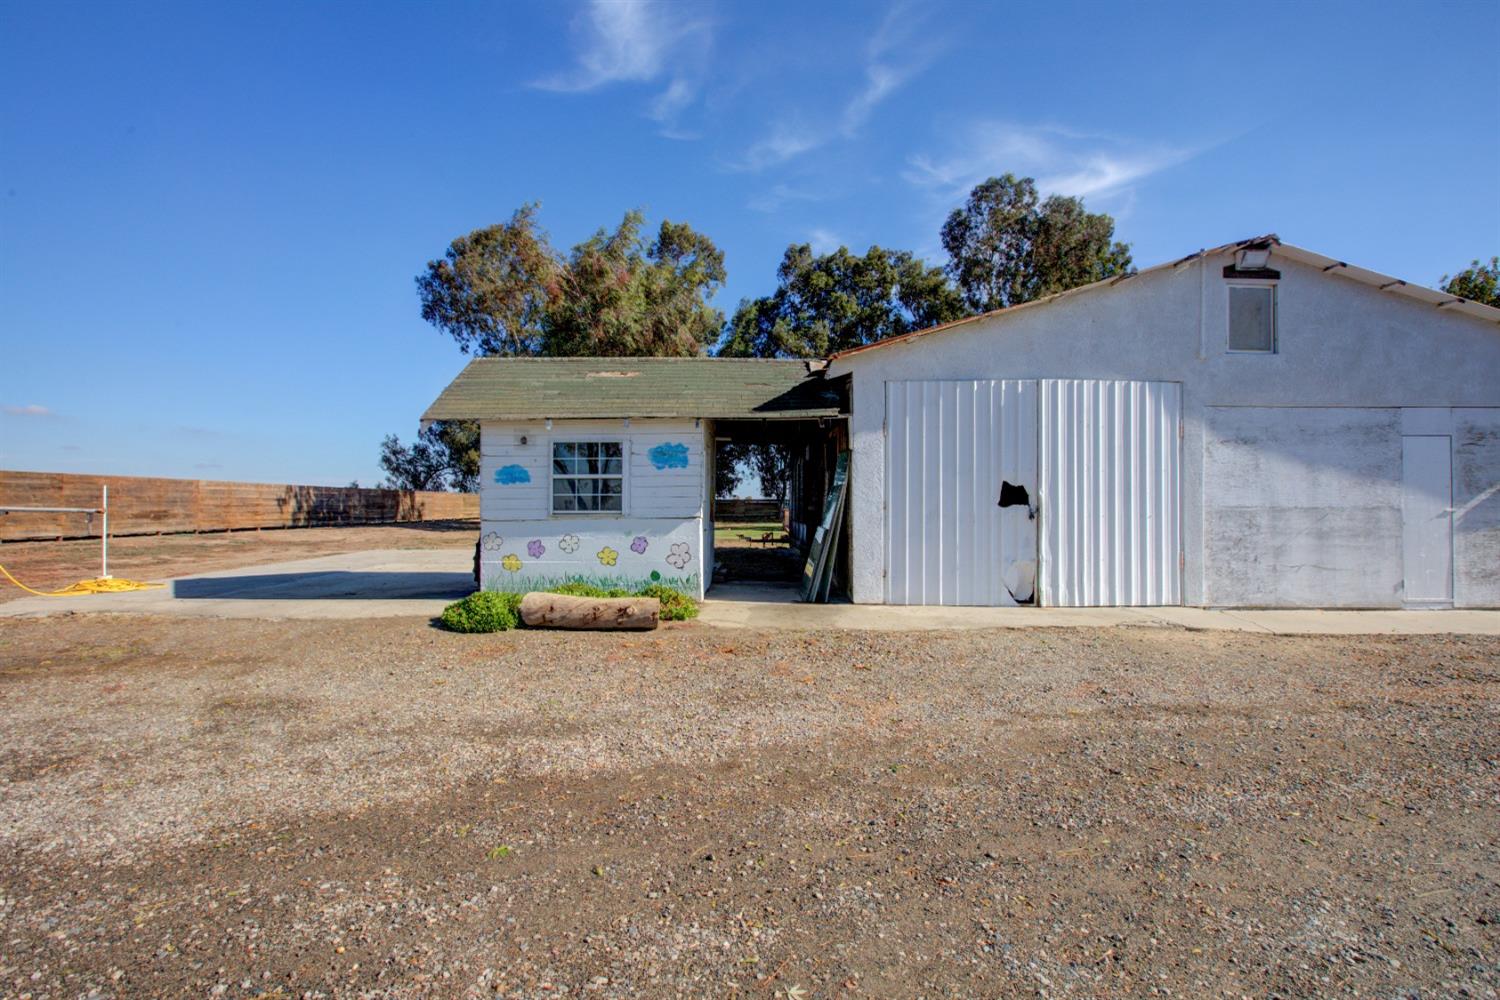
[552,441,624,513]
[1228,283,1276,353]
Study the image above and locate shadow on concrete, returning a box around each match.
[705,581,805,604]
[382,519,479,534]
[173,571,474,601]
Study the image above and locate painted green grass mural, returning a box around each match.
[483,572,700,597]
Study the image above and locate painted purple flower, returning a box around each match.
[527,538,545,559]
[630,535,649,555]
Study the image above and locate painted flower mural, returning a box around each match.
[597,546,619,567]
[665,541,692,570]
[481,532,504,551]
[501,553,522,572]
[527,538,545,558]
[558,533,580,553]
[630,535,649,554]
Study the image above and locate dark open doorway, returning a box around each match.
[708,417,849,596]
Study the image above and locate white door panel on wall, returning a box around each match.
[885,380,1037,605]
[1201,406,1403,607]
[1401,435,1453,605]
[1038,380,1181,607]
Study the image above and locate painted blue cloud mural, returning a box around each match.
[494,464,531,485]
[648,442,689,470]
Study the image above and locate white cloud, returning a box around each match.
[2,403,52,417]
[535,0,712,134]
[905,122,1195,202]
[806,228,844,254]
[747,183,823,213]
[736,2,946,172]
[841,2,944,136]
[734,126,824,172]
[648,78,695,122]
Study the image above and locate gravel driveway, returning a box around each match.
[0,615,1496,998]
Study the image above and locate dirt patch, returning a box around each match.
[0,520,476,601]
[0,615,1496,997]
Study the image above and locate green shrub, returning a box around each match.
[440,591,522,633]
[549,580,628,599]
[441,583,697,631]
[637,583,699,621]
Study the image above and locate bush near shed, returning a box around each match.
[439,582,698,632]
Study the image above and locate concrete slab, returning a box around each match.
[3,554,1497,633]
[0,549,473,620]
[697,583,1500,635]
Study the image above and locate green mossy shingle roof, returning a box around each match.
[422,358,845,421]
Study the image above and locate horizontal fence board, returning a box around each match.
[713,498,784,522]
[0,471,477,541]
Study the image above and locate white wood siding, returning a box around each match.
[480,418,704,522]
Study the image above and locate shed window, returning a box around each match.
[552,441,624,512]
[1228,284,1276,353]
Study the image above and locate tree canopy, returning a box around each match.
[940,173,1133,313]
[397,179,1132,491]
[1442,256,1500,308]
[416,205,726,358]
[718,243,964,358]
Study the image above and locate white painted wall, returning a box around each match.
[1454,408,1500,607]
[479,418,708,597]
[1202,406,1402,607]
[829,251,1500,607]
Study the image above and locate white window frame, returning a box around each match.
[549,436,628,516]
[1226,280,1278,354]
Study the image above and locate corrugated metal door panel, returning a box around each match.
[885,380,1037,605]
[1039,380,1181,607]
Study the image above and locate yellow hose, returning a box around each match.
[0,564,164,597]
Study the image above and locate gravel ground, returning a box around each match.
[0,614,1496,998]
[0,521,476,602]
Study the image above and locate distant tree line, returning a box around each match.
[381,177,1494,494]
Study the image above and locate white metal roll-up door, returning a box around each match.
[885,380,1037,605]
[1038,379,1182,607]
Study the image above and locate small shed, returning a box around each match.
[423,358,846,598]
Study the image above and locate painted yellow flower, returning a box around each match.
[597,546,618,567]
[501,553,522,572]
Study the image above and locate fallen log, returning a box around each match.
[518,591,660,630]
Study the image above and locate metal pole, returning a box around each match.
[101,485,109,579]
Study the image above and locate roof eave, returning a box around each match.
[826,233,1500,367]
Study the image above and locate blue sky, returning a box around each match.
[3,0,1497,486]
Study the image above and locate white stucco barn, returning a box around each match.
[425,235,1500,610]
[828,236,1500,609]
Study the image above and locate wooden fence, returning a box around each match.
[713,498,784,522]
[0,471,478,541]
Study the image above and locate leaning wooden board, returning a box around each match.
[800,451,849,602]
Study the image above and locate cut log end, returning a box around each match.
[518,592,660,630]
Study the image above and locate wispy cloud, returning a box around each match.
[734,126,823,172]
[2,403,52,417]
[905,122,1197,201]
[535,0,712,136]
[735,2,947,173]
[806,228,845,254]
[841,3,945,136]
[747,183,825,213]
